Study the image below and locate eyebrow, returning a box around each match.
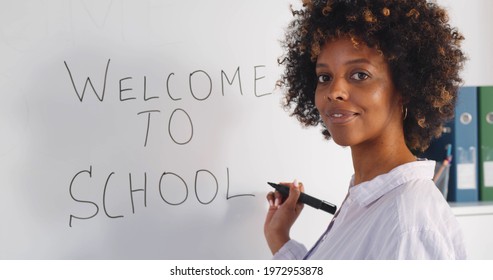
[316,58,374,69]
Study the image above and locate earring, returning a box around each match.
[403,106,408,120]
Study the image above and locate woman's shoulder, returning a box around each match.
[391,179,466,259]
[395,177,447,208]
[391,177,459,231]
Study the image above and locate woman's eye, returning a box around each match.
[351,72,370,81]
[317,74,331,83]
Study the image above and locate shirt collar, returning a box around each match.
[348,160,436,207]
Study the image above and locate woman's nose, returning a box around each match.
[325,78,349,102]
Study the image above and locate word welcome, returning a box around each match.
[64,59,272,102]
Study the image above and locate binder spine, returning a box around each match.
[479,86,493,201]
[452,87,478,201]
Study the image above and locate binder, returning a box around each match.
[478,86,493,201]
[422,86,479,202]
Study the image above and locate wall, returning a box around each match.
[437,0,493,86]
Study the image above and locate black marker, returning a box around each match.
[267,182,337,215]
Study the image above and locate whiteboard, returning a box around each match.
[0,0,352,259]
[1,0,491,260]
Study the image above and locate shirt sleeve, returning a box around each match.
[272,239,308,260]
[395,229,467,260]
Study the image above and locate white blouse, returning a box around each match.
[273,160,467,260]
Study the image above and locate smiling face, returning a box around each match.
[315,38,403,149]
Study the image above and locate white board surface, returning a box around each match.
[0,0,351,259]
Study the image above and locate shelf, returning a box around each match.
[449,201,493,216]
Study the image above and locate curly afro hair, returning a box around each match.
[279,0,466,153]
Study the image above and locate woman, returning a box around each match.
[265,0,467,259]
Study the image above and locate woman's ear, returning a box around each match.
[396,93,409,121]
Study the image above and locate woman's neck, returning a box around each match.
[350,135,416,186]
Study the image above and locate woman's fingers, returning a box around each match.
[266,191,275,207]
[266,180,306,210]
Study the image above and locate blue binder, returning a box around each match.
[422,87,479,202]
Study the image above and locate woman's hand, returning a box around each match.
[264,180,304,255]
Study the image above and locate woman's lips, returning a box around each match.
[325,109,359,124]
